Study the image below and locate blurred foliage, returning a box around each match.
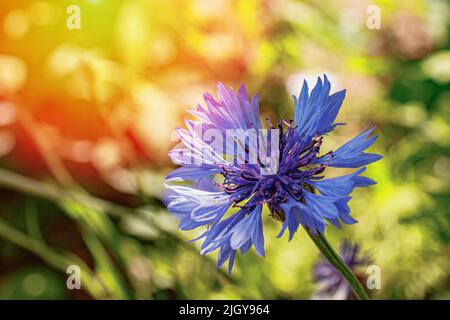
[0,0,449,299]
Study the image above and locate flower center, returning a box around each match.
[218,119,330,216]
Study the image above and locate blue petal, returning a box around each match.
[294,74,346,140]
[166,185,231,226]
[316,127,383,168]
[309,167,374,197]
[352,175,376,187]
[277,200,302,241]
[279,196,326,238]
[229,205,265,257]
[200,209,246,254]
[319,89,346,134]
[189,82,261,135]
[174,123,228,166]
[335,197,358,224]
[240,240,252,254]
[165,165,221,182]
[303,191,339,220]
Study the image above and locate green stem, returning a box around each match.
[0,218,109,298]
[307,229,370,300]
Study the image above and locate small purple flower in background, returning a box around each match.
[165,75,382,273]
[314,241,371,300]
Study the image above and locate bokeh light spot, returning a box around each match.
[0,55,27,94]
[28,1,56,26]
[4,9,30,40]
[92,138,122,170]
[0,101,17,126]
[22,273,47,297]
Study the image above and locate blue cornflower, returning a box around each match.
[165,75,382,273]
[313,241,371,300]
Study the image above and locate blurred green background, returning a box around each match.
[0,0,448,299]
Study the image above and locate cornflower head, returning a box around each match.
[314,241,371,300]
[165,75,381,273]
